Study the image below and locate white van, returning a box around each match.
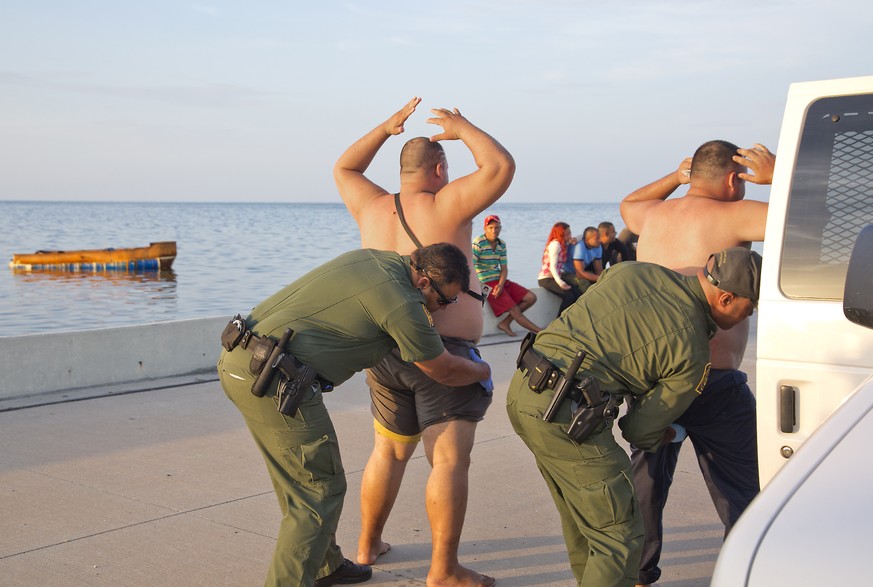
[712,75,873,585]
[756,75,873,485]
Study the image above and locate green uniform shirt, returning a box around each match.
[532,261,716,451]
[471,234,506,284]
[246,249,445,385]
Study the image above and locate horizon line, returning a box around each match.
[0,199,624,206]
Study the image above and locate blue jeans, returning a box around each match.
[630,369,760,584]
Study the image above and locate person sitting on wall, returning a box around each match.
[599,221,630,267]
[565,226,604,295]
[537,222,582,316]
[618,228,639,261]
[472,214,542,336]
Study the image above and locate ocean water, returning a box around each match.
[0,200,623,336]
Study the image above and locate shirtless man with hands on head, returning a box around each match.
[620,140,775,587]
[334,97,515,587]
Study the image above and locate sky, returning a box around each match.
[1,1,871,204]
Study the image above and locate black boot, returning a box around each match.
[315,559,373,586]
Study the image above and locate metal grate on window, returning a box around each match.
[823,131,873,264]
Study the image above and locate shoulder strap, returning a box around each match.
[394,193,424,249]
[394,193,487,304]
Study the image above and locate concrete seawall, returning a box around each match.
[0,317,228,399]
[0,287,561,400]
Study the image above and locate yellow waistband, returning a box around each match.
[373,419,421,444]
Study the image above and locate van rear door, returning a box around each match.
[757,76,873,486]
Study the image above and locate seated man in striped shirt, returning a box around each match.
[472,214,542,336]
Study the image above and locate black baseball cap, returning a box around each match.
[704,247,763,306]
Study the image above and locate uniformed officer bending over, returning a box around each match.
[217,243,491,587]
[507,246,761,587]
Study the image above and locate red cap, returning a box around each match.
[484,214,501,227]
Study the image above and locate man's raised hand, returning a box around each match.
[384,97,421,136]
[427,107,469,142]
[735,144,776,185]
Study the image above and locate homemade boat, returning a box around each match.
[9,241,176,272]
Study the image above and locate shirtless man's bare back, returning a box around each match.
[334,97,515,587]
[620,140,775,586]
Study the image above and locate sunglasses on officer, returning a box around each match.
[416,265,458,306]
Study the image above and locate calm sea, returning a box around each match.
[0,201,623,336]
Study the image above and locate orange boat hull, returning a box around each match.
[9,241,176,272]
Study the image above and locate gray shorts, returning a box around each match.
[366,337,493,438]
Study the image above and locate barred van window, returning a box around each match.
[781,94,873,300]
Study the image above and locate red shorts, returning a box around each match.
[485,279,531,317]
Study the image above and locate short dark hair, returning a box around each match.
[691,140,744,181]
[583,226,599,239]
[598,221,614,232]
[400,137,446,173]
[411,243,470,291]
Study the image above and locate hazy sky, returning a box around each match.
[1,1,870,203]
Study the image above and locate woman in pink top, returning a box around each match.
[537,222,581,315]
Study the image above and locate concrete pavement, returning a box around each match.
[0,323,756,586]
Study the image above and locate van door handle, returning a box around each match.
[780,385,797,433]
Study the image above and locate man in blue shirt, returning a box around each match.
[564,226,603,294]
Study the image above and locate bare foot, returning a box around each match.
[496,322,517,337]
[356,539,390,565]
[427,565,495,587]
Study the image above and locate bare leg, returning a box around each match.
[504,291,541,333]
[357,430,418,564]
[496,312,518,336]
[517,290,537,312]
[507,305,542,333]
[422,420,495,587]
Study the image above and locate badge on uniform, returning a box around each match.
[695,363,712,394]
[420,303,434,328]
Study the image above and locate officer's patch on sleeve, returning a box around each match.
[420,303,435,328]
[695,363,711,394]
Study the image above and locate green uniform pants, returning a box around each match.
[506,370,643,587]
[219,350,347,587]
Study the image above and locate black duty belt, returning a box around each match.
[517,343,585,405]
[516,333,617,439]
[220,315,334,396]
